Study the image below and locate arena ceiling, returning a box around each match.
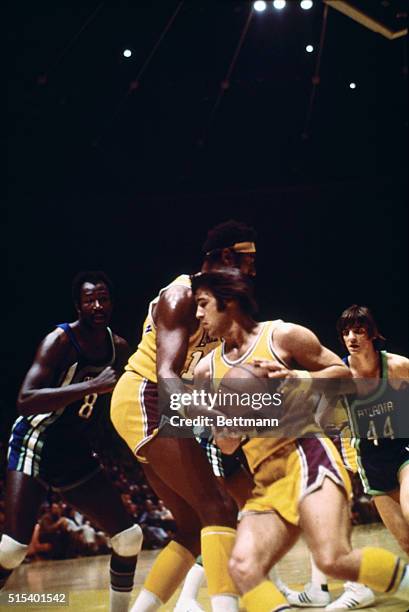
[8,1,408,195]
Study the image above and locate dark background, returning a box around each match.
[4,1,408,439]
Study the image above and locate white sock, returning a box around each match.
[175,562,205,603]
[270,567,289,594]
[130,588,162,612]
[310,553,327,588]
[110,588,132,612]
[210,594,238,611]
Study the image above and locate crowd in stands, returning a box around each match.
[0,439,176,562]
[0,439,380,563]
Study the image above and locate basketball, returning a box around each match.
[217,363,274,418]
[221,362,270,389]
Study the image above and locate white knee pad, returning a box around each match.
[0,535,29,570]
[111,524,143,557]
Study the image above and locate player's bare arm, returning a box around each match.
[274,323,350,376]
[155,285,197,380]
[153,285,200,418]
[17,329,117,416]
[387,353,409,378]
[193,352,212,385]
[387,353,409,393]
[254,322,350,380]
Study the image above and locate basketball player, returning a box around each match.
[306,305,409,610]
[282,416,375,610]
[190,269,409,612]
[0,271,142,612]
[111,221,256,612]
[337,306,409,548]
[174,444,253,612]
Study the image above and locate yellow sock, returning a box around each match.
[143,540,195,603]
[358,547,406,592]
[201,525,238,596]
[241,581,290,612]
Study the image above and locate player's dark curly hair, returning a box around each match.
[191,268,258,317]
[336,304,385,349]
[202,220,256,262]
[72,271,114,306]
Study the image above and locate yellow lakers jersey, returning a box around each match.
[317,395,358,473]
[127,275,219,383]
[210,320,295,471]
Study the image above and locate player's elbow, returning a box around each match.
[340,365,352,378]
[157,365,177,380]
[16,392,37,416]
[328,364,352,385]
[16,395,27,415]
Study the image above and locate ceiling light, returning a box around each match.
[253,1,267,12]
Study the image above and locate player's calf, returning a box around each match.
[110,524,143,612]
[312,547,354,581]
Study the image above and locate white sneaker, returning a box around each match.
[325,582,375,610]
[286,583,331,607]
[394,566,409,602]
[173,599,205,612]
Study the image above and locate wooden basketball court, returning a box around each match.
[3,523,408,611]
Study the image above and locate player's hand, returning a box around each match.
[253,359,288,377]
[252,359,309,379]
[252,360,294,389]
[252,359,313,401]
[212,428,242,454]
[89,367,118,394]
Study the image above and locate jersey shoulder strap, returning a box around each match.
[56,323,82,355]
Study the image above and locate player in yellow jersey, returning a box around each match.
[190,269,409,612]
[283,397,375,610]
[111,221,256,612]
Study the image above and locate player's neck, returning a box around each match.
[349,346,379,377]
[223,319,260,356]
[75,319,108,343]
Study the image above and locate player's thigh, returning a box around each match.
[232,512,299,575]
[222,467,254,510]
[143,464,202,555]
[374,491,409,553]
[300,477,351,561]
[63,469,133,536]
[3,471,47,544]
[143,437,236,525]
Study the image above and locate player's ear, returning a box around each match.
[224,298,236,312]
[220,248,235,266]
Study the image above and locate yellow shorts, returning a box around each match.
[110,370,159,462]
[243,436,352,526]
[333,432,358,474]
